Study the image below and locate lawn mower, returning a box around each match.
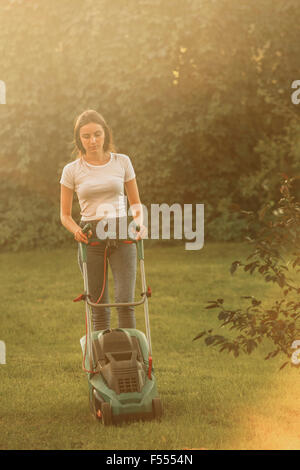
[77,223,162,425]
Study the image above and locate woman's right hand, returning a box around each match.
[74,228,92,244]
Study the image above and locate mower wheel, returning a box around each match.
[152,397,163,420]
[101,402,112,426]
[90,387,103,420]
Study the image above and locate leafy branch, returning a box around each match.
[194,175,300,370]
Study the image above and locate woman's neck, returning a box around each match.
[83,150,111,165]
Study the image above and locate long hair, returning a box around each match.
[72,110,116,158]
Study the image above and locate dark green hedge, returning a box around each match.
[0,0,300,250]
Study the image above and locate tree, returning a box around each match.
[0,0,300,249]
[193,175,300,370]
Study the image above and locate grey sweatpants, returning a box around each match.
[77,218,137,331]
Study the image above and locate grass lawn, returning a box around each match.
[0,242,299,450]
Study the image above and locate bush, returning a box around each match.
[194,175,300,370]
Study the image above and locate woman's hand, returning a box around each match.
[134,224,147,241]
[124,179,147,241]
[74,228,93,244]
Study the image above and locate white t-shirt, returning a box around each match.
[60,153,136,221]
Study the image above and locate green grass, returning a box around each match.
[0,242,299,450]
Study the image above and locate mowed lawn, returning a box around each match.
[0,242,299,450]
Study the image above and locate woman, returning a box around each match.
[60,109,147,331]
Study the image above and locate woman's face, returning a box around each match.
[79,122,106,154]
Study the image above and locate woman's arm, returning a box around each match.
[125,178,147,239]
[60,184,89,243]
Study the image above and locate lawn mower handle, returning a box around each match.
[79,222,152,357]
[80,222,144,261]
[78,222,148,309]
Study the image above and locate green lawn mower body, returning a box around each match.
[80,328,161,424]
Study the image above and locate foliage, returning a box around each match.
[0,178,77,251]
[0,0,300,249]
[194,175,300,369]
